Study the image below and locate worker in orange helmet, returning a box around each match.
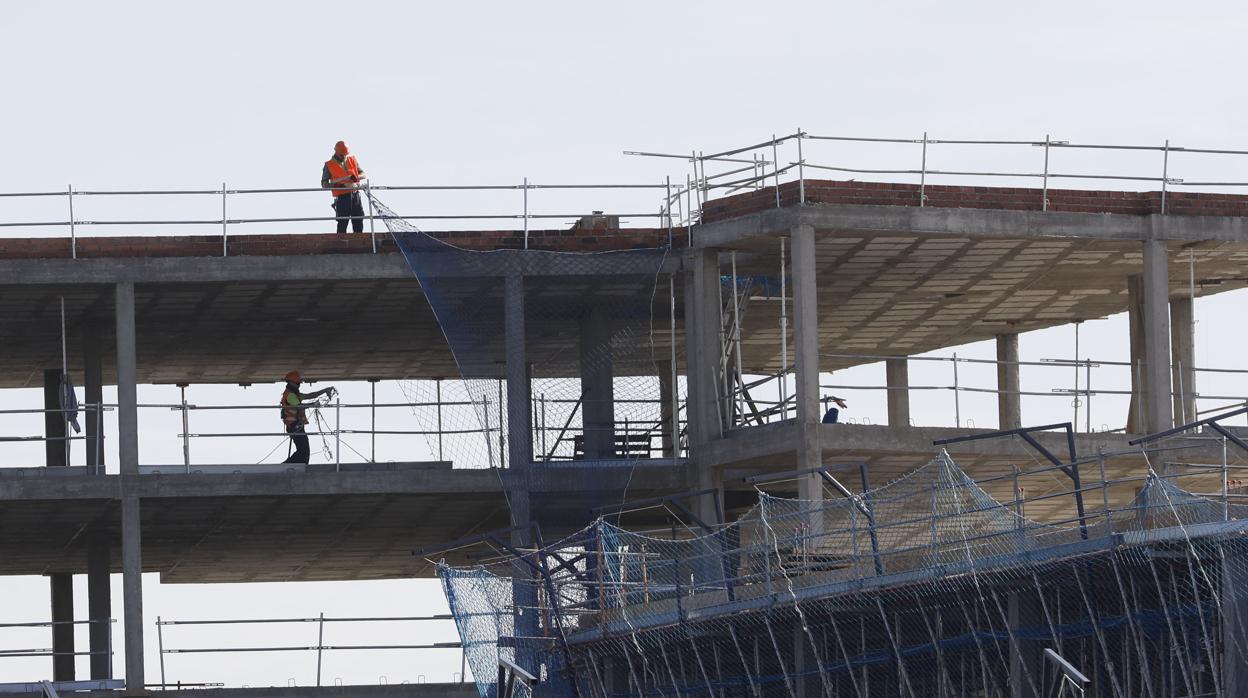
[280,370,336,464]
[321,140,367,234]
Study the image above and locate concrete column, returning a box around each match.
[996,333,1021,430]
[503,274,537,674]
[685,250,725,524]
[885,358,910,427]
[1008,592,1043,698]
[1127,274,1145,433]
[50,573,74,681]
[116,283,138,476]
[579,303,615,459]
[685,249,722,448]
[46,366,74,682]
[44,369,68,467]
[1142,239,1173,434]
[115,281,144,691]
[1170,296,1196,426]
[505,275,532,471]
[793,625,820,697]
[657,360,675,457]
[84,323,105,474]
[87,534,112,680]
[791,225,822,502]
[1223,545,1248,697]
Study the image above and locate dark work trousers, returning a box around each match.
[283,423,310,464]
[333,192,365,233]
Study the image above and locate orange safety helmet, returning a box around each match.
[334,141,349,156]
[284,371,302,383]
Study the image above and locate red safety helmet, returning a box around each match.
[284,371,302,383]
[334,140,349,156]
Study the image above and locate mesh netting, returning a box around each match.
[371,196,681,471]
[439,452,1248,697]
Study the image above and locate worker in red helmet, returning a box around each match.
[280,370,336,464]
[321,140,367,234]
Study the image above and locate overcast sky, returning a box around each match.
[2,0,1247,688]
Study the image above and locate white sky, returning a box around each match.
[2,0,1247,688]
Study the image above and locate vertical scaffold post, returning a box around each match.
[180,385,190,473]
[522,177,529,250]
[1161,139,1170,215]
[221,182,228,257]
[68,184,77,259]
[316,612,325,686]
[771,136,781,208]
[1042,135,1051,211]
[334,396,341,471]
[919,131,928,207]
[730,252,744,424]
[497,379,505,466]
[366,182,377,254]
[665,175,673,248]
[370,379,377,463]
[669,275,679,457]
[952,353,961,428]
[156,616,166,689]
[436,379,444,462]
[780,237,789,420]
[797,128,805,204]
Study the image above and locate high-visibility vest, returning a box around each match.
[325,155,361,197]
[281,388,306,425]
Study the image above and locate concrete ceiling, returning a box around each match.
[0,463,687,582]
[728,231,1248,372]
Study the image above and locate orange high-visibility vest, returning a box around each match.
[325,155,361,197]
[281,388,307,425]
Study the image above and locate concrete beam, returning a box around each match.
[1143,239,1174,434]
[50,573,74,681]
[885,358,910,428]
[996,333,1021,430]
[694,203,1248,249]
[688,206,799,249]
[0,250,679,286]
[1170,295,1196,425]
[790,225,822,502]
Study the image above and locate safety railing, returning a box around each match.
[0,618,114,668]
[0,405,110,473]
[0,180,680,258]
[721,351,1248,434]
[155,613,464,687]
[543,433,1248,623]
[639,131,1248,229]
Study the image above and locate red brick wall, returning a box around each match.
[700,179,1248,221]
[0,228,685,260]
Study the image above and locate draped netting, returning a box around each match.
[439,451,1248,697]
[371,195,677,471]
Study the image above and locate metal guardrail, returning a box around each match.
[155,613,464,687]
[0,385,688,471]
[723,351,1248,434]
[0,180,680,258]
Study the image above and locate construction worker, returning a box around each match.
[321,140,367,234]
[280,371,336,464]
[821,395,848,424]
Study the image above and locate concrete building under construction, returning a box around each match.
[3,132,1248,696]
